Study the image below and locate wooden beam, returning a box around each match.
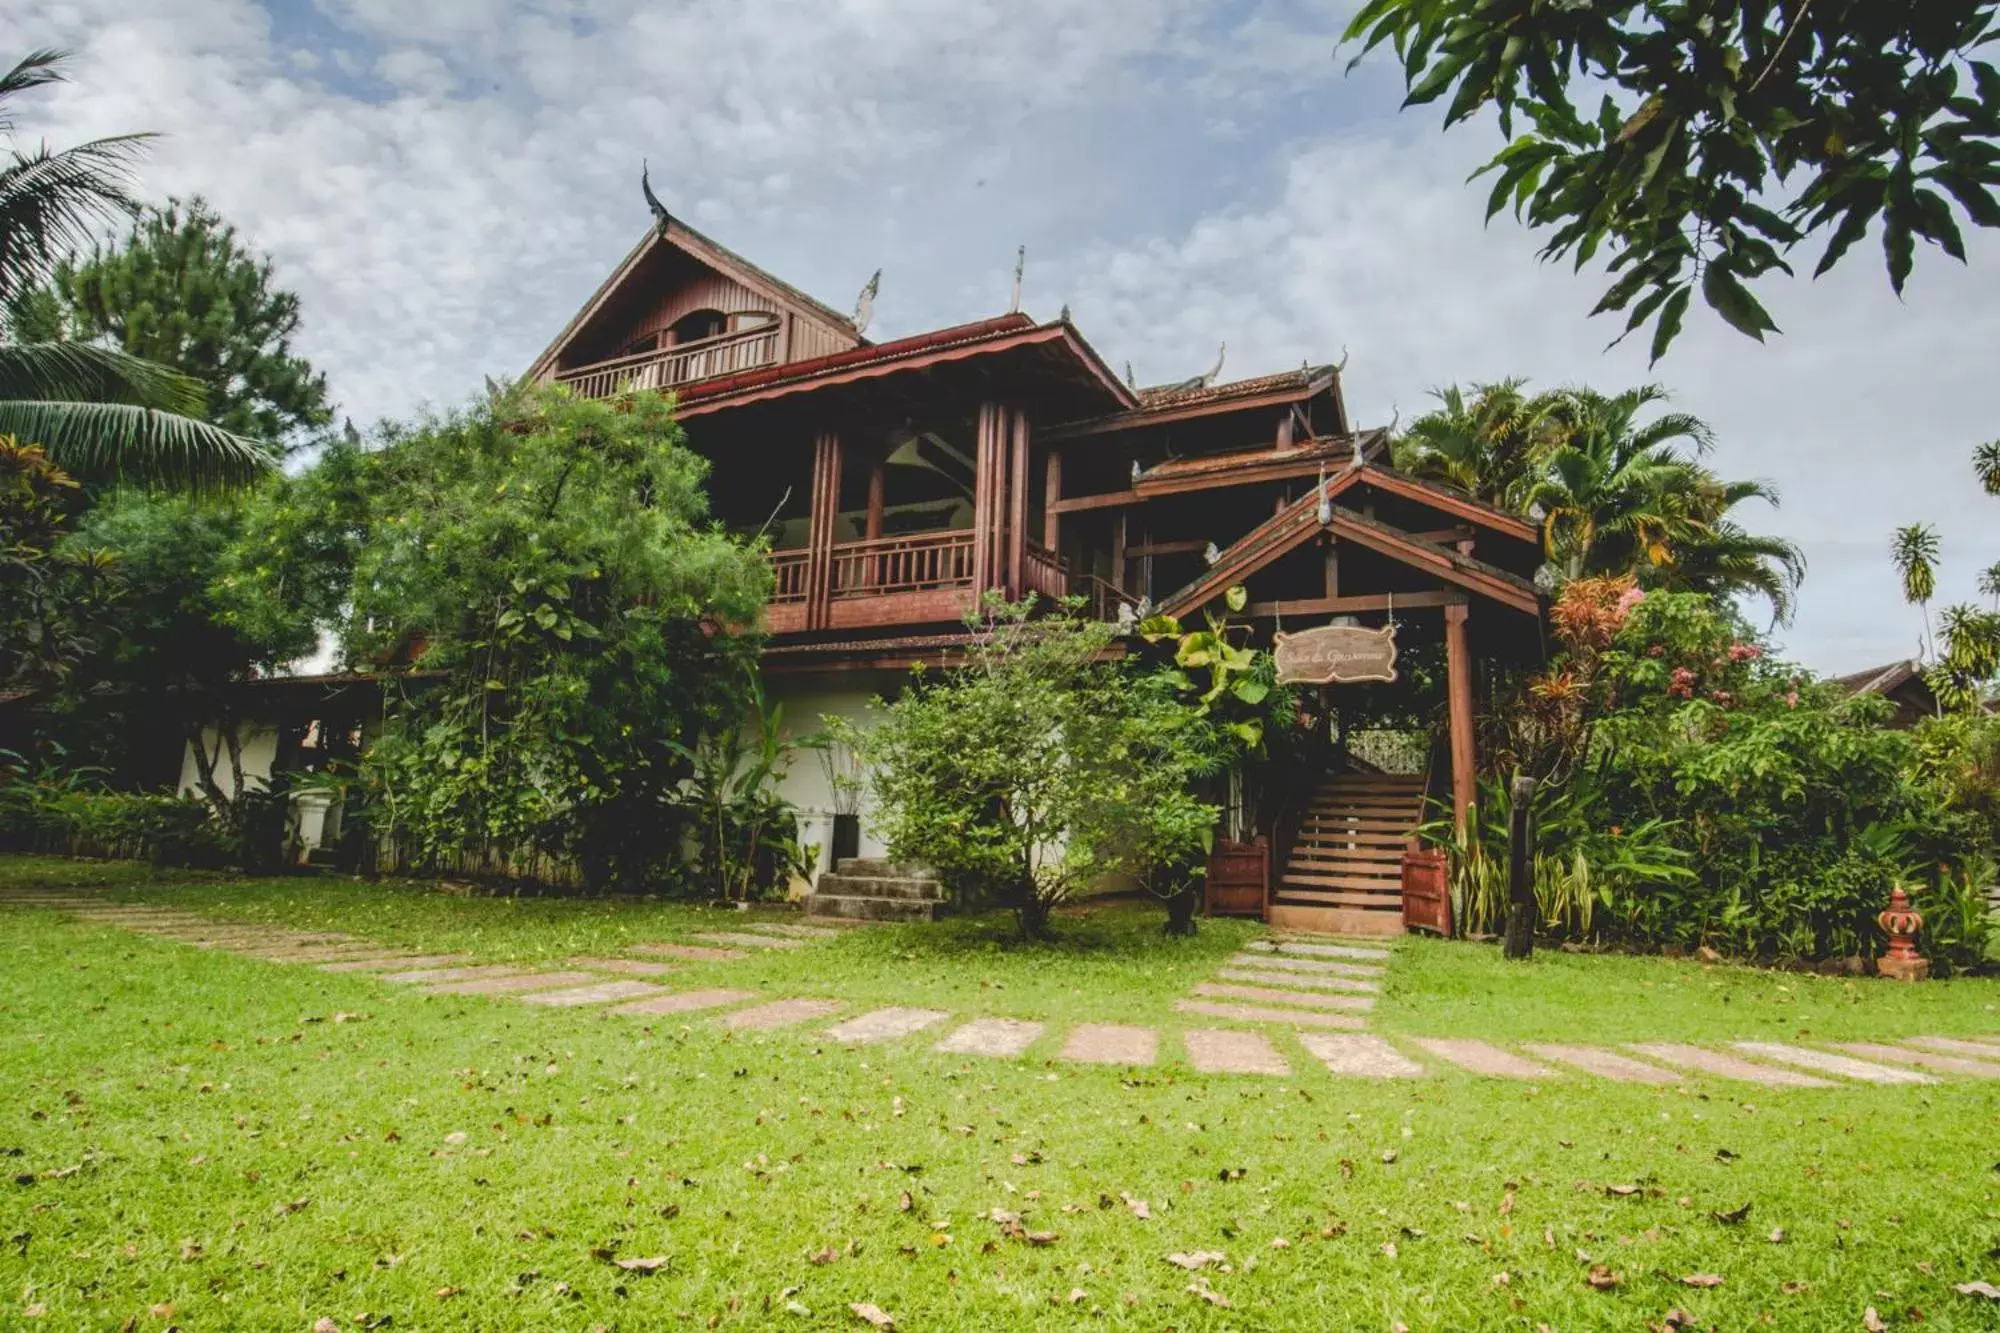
[1008,407,1029,596]
[1049,488,1139,515]
[1128,540,1209,558]
[1444,602,1475,835]
[1246,590,1466,617]
[1356,465,1541,545]
[1408,526,1475,545]
[1043,448,1062,549]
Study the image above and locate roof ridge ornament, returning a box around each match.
[641,158,671,232]
[1009,244,1025,314]
[852,268,881,337]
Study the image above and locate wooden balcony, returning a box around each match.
[554,324,779,400]
[764,529,1068,633]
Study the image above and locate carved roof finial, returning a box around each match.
[853,268,881,336]
[1009,244,1025,314]
[641,158,671,231]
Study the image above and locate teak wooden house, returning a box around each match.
[528,219,1549,935]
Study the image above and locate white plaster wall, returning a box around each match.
[177,725,279,800]
[767,671,907,885]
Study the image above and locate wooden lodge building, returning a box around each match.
[516,216,1550,935]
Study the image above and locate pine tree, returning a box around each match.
[29,197,331,447]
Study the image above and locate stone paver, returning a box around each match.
[935,1018,1044,1058]
[1836,1042,2000,1078]
[1907,1035,2000,1058]
[565,957,677,977]
[1730,1042,1934,1085]
[1059,1023,1158,1066]
[691,931,805,950]
[612,988,757,1017]
[823,1007,949,1044]
[426,971,604,996]
[1410,1038,1559,1080]
[1523,1044,1680,1085]
[719,998,843,1030]
[1226,953,1381,978]
[383,964,535,986]
[319,953,470,973]
[518,980,670,1007]
[1173,999,1366,1030]
[1184,1027,1290,1076]
[1626,1042,1832,1088]
[1214,966,1380,994]
[744,923,842,940]
[1299,1032,1426,1078]
[630,942,746,962]
[1191,982,1373,1012]
[239,945,396,963]
[1250,939,1392,962]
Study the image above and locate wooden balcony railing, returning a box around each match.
[554,325,780,400]
[831,531,976,597]
[769,549,809,603]
[1021,540,1068,602]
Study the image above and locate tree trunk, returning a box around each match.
[1502,774,1537,960]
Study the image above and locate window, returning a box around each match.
[668,308,728,345]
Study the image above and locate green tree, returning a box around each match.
[16,197,331,447]
[1344,2,2000,358]
[1891,522,1941,660]
[1394,378,1560,508]
[239,385,772,890]
[0,435,116,693]
[849,600,1219,940]
[0,50,267,488]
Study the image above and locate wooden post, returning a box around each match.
[805,431,842,629]
[1043,448,1062,550]
[865,454,885,591]
[1444,602,1475,834]
[971,404,999,597]
[1276,410,1294,451]
[1502,773,1538,959]
[1324,538,1339,599]
[1008,408,1030,596]
[1110,511,1127,595]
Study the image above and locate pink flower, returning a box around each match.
[1710,689,1734,706]
[1727,642,1763,663]
[1647,644,1665,658]
[1783,691,1800,708]
[1669,666,1697,699]
[1614,585,1647,617]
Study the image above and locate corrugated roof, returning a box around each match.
[1135,365,1334,411]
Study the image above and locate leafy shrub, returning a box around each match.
[0,781,227,866]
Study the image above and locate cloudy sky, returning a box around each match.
[9,0,1996,672]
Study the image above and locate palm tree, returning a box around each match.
[1393,379,1561,509]
[1980,559,2000,611]
[0,49,268,488]
[1891,522,1940,660]
[1976,439,2000,497]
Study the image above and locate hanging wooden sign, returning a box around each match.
[1273,623,1399,685]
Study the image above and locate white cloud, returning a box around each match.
[1,0,1992,671]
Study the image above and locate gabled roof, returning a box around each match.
[523,219,862,382]
[672,314,1138,420]
[1834,660,1926,697]
[1045,364,1343,440]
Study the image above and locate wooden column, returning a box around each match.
[865,454,886,590]
[1110,512,1127,594]
[1007,409,1030,595]
[1444,601,1475,833]
[1042,448,1062,550]
[971,403,1001,597]
[805,431,842,630]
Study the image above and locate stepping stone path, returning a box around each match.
[1523,1043,1680,1085]
[823,1007,948,1044]
[1907,1035,2000,1058]
[1174,999,1366,1030]
[1059,1023,1157,1067]
[1626,1042,1833,1088]
[1299,1032,1424,1078]
[1185,1027,1290,1075]
[630,942,745,963]
[1190,981,1373,1012]
[1729,1041,1934,1085]
[520,980,669,1007]
[1214,966,1379,994]
[427,971,604,996]
[720,998,842,1030]
[691,931,805,950]
[744,923,842,940]
[566,957,677,977]
[936,1018,1044,1058]
[1411,1037,1559,1080]
[614,988,757,1017]
[383,964,531,986]
[1224,952,1380,978]
[1836,1042,2000,1077]
[321,954,470,973]
[1248,938,1393,963]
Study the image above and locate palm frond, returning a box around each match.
[0,342,205,412]
[1976,439,2000,497]
[0,134,151,302]
[0,399,272,490]
[0,50,68,130]
[1891,523,1940,606]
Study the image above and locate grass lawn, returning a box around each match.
[3,854,1999,1330]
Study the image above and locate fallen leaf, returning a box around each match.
[1710,1201,1752,1225]
[1863,1308,1886,1332]
[785,1299,811,1316]
[1269,1238,1290,1250]
[444,1132,467,1145]
[897,1191,912,1213]
[1380,1149,1398,1164]
[149,1304,175,1319]
[1120,1192,1151,1221]
[1067,1288,1087,1305]
[613,1256,669,1273]
[1956,1281,2000,1299]
[1186,1283,1231,1308]
[1164,1251,1227,1270]
[1781,1281,1809,1295]
[1381,1241,1398,1259]
[1681,1273,1724,1288]
[1500,1191,1515,1217]
[810,1247,838,1265]
[1586,1265,1622,1290]
[313,1321,339,1333]
[850,1301,897,1329]
[1606,1185,1641,1198]
[434,1285,461,1299]
[22,1305,45,1319]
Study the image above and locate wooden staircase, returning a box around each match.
[1268,771,1427,937]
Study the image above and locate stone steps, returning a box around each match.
[803,857,947,923]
